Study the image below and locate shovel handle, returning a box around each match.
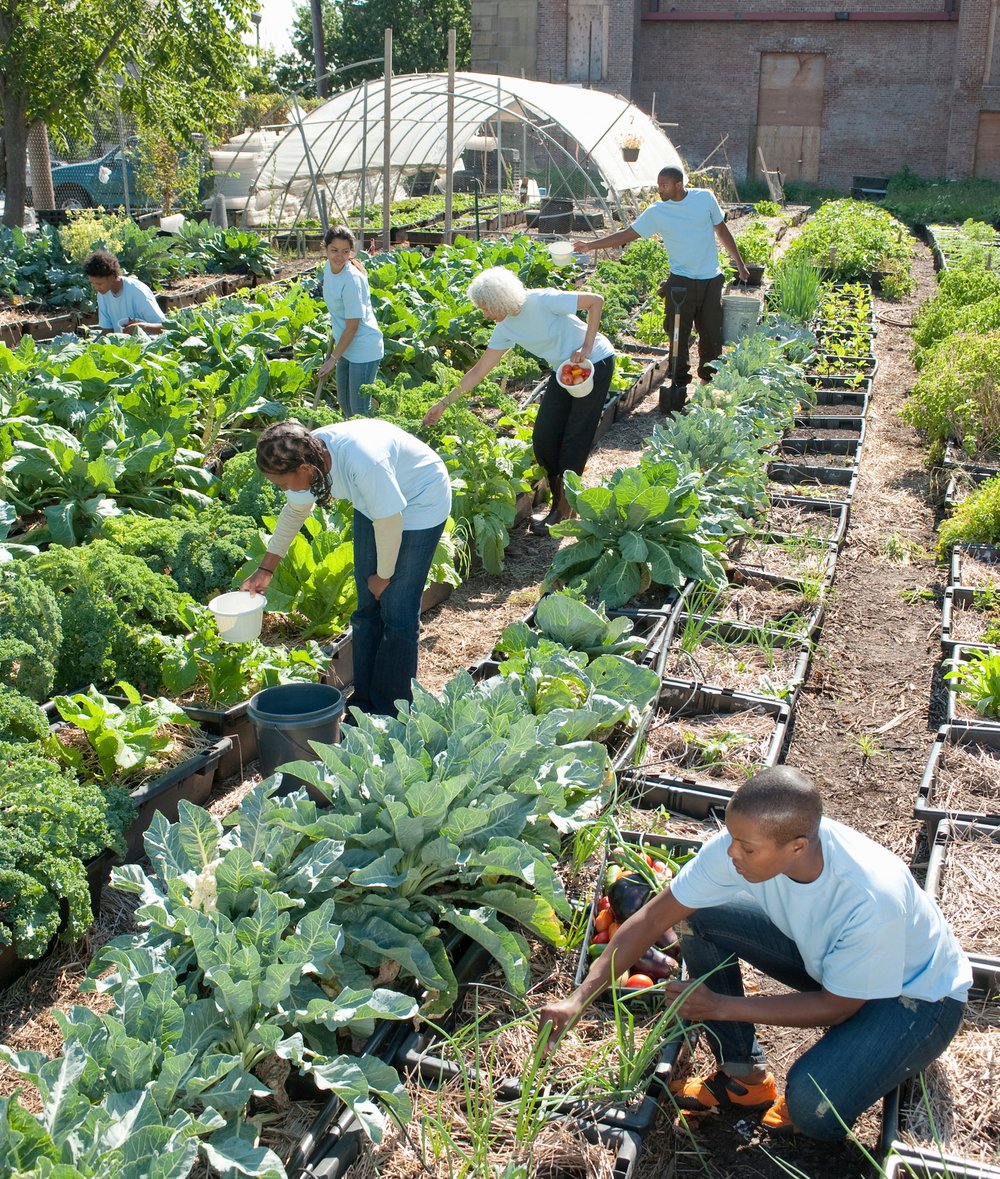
[311,374,325,409]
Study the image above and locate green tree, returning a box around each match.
[0,0,257,226]
[276,0,470,97]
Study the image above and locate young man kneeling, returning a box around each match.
[540,766,970,1139]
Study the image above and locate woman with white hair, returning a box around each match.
[423,267,615,535]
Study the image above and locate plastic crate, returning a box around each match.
[764,493,850,550]
[941,587,1000,659]
[618,771,733,819]
[925,819,1000,980]
[729,535,839,594]
[915,724,1000,840]
[678,568,826,644]
[944,645,1000,731]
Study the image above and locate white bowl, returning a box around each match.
[209,591,267,643]
[548,241,574,267]
[555,357,595,398]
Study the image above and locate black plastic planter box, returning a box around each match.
[685,568,826,643]
[942,440,1000,480]
[616,354,672,419]
[880,1147,1000,1179]
[944,645,1000,731]
[924,819,1000,980]
[950,543,1000,594]
[944,468,992,515]
[322,629,354,691]
[763,493,850,550]
[768,460,859,501]
[124,737,231,861]
[635,681,791,790]
[805,374,873,398]
[807,354,878,380]
[729,536,839,594]
[778,429,864,459]
[183,699,256,782]
[619,772,734,820]
[941,587,1000,659]
[593,392,620,445]
[811,387,870,413]
[915,724,1000,840]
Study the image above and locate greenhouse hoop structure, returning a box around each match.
[239,72,684,240]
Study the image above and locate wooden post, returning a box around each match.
[382,28,392,254]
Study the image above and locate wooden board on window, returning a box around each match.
[975,112,1000,181]
[753,52,824,183]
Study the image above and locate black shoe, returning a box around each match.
[529,508,559,537]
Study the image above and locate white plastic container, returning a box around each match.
[556,357,595,398]
[722,293,762,344]
[548,240,574,267]
[209,591,267,643]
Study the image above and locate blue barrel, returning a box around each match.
[247,682,345,791]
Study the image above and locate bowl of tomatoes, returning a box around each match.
[556,357,595,397]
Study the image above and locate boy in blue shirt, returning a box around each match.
[83,249,165,335]
[539,767,970,1140]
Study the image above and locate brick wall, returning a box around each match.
[633,20,958,187]
[470,0,539,77]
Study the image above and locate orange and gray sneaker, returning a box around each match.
[669,1070,779,1114]
[761,1094,799,1136]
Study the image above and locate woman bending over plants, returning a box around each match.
[241,419,451,717]
[82,249,165,335]
[423,266,615,536]
[316,225,384,418]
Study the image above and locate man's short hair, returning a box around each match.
[727,767,823,844]
[658,166,684,184]
[82,250,121,278]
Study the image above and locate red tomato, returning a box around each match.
[598,895,611,911]
[624,974,655,989]
[593,930,611,945]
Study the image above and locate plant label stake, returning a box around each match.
[311,374,325,410]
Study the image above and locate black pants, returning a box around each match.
[532,355,615,481]
[663,273,725,384]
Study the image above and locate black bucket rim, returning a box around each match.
[247,682,346,727]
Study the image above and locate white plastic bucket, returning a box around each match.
[548,240,574,267]
[159,213,186,234]
[209,591,267,643]
[556,357,595,398]
[722,294,762,344]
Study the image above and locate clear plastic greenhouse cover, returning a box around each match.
[246,72,685,229]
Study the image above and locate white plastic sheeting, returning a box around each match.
[248,72,683,226]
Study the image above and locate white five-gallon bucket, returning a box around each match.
[722,293,762,344]
[209,591,267,642]
[548,240,574,267]
[556,357,595,398]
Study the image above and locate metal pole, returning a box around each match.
[382,27,392,253]
[291,92,327,233]
[496,78,502,223]
[116,102,132,219]
[360,80,368,246]
[444,28,455,238]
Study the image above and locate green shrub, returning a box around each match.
[766,256,824,324]
[938,472,1000,554]
[880,168,1000,229]
[784,198,914,298]
[912,274,1000,368]
[754,199,781,217]
[904,331,1000,462]
[0,747,132,955]
[217,448,286,524]
[0,566,62,701]
[0,685,49,745]
[734,219,773,267]
[100,507,261,601]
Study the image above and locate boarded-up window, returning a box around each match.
[754,52,825,183]
[567,2,606,84]
[975,113,1000,181]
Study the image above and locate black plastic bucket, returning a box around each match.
[538,198,574,235]
[247,682,345,791]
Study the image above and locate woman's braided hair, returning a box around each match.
[255,421,333,506]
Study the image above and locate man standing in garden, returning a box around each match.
[539,766,970,1141]
[574,167,749,409]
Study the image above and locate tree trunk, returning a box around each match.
[1,89,28,227]
[27,120,55,212]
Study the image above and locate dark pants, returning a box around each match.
[677,896,965,1141]
[350,510,447,717]
[532,355,615,481]
[663,273,725,385]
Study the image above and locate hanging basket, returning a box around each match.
[622,146,640,163]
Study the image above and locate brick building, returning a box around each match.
[471,0,1000,189]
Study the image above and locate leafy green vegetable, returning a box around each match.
[0,563,61,701]
[500,591,644,659]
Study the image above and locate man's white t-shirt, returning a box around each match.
[670,817,972,1004]
[96,275,166,332]
[322,264,384,363]
[630,188,725,281]
[488,289,615,369]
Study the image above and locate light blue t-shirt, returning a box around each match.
[322,263,384,363]
[487,289,615,369]
[671,817,972,1004]
[96,275,165,332]
[630,188,725,281]
[311,421,450,529]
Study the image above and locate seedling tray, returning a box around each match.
[924,819,1000,978]
[941,587,1000,658]
[635,681,791,788]
[944,645,1000,731]
[915,724,1000,839]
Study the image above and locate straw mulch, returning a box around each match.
[641,711,778,785]
[936,830,1000,958]
[935,744,1000,816]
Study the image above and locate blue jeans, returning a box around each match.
[351,510,446,716]
[677,896,965,1140]
[336,357,380,417]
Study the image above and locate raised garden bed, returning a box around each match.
[662,619,812,703]
[944,645,1000,730]
[925,820,1000,969]
[679,570,825,642]
[915,724,1000,839]
[950,544,1000,593]
[777,432,863,461]
[762,494,850,548]
[941,587,1000,657]
[943,440,1000,480]
[631,681,790,790]
[767,461,859,502]
[880,1148,1000,1179]
[730,535,839,591]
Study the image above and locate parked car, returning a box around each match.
[47,143,152,211]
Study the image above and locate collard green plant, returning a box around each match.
[544,467,727,609]
[204,228,276,279]
[945,649,1000,719]
[499,591,644,660]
